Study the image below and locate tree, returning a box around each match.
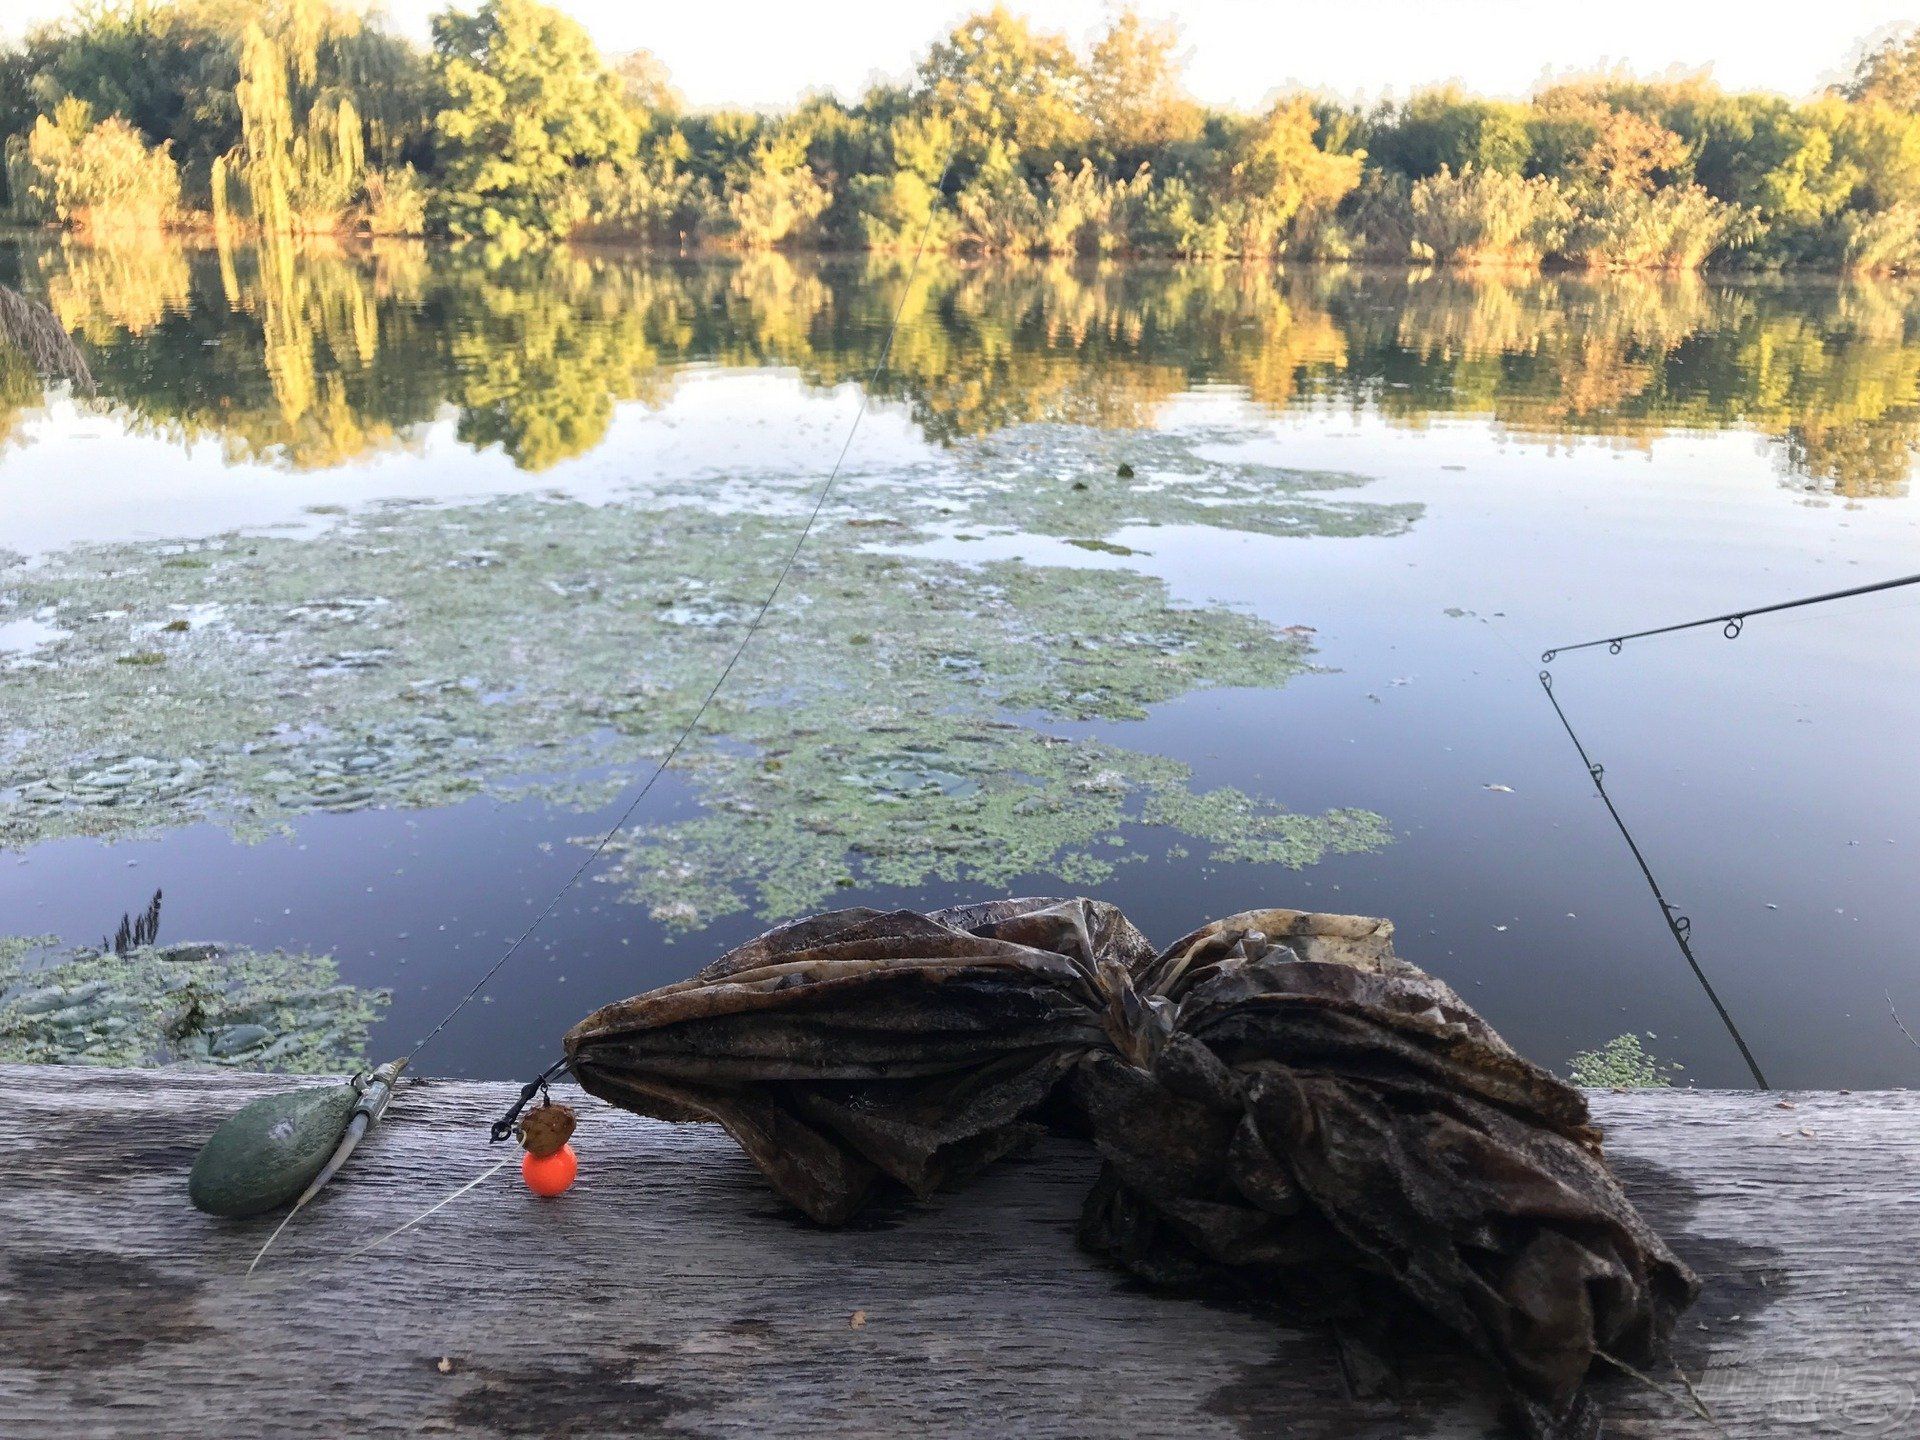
[720,128,831,248]
[17,95,181,232]
[1374,89,1532,179]
[912,7,1090,182]
[1221,101,1363,249]
[4,1,240,175]
[1147,101,1362,257]
[1842,27,1920,110]
[1528,90,1688,194]
[614,48,679,117]
[1085,10,1202,168]
[431,0,637,250]
[230,17,367,233]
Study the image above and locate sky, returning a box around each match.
[4,0,1916,110]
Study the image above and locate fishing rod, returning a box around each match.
[1540,571,1920,663]
[199,162,959,1267]
[1536,670,1770,1089]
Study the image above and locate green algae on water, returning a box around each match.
[0,423,1414,925]
[0,935,386,1072]
[1568,1033,1678,1089]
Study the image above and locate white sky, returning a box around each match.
[3,0,1913,110]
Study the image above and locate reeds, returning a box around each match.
[0,283,95,394]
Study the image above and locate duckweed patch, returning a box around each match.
[0,936,386,1071]
[1140,788,1393,867]
[1,424,1415,925]
[1568,1033,1678,1089]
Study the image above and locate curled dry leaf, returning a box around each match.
[566,898,1696,1439]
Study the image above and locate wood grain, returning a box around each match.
[2,1065,1913,1438]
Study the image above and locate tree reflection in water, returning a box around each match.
[9,234,1920,496]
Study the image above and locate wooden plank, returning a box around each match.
[1,1064,1914,1438]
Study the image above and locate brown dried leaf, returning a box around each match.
[566,898,1696,1439]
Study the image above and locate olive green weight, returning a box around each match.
[188,1084,358,1218]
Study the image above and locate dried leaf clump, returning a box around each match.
[567,899,1696,1437]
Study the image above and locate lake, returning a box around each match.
[2,235,1917,1088]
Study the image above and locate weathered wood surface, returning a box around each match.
[1,1065,1915,1439]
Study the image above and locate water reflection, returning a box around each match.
[6,240,1920,1089]
[7,236,1920,495]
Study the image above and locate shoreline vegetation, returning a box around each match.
[9,4,1920,272]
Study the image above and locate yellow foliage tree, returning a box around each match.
[16,98,181,234]
[1086,11,1203,165]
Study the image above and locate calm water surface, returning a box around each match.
[2,237,1917,1087]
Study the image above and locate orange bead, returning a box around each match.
[521,1142,578,1197]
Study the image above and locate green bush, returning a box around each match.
[1138,177,1229,257]
[721,163,831,250]
[954,159,1047,254]
[18,98,180,233]
[845,169,952,250]
[1561,184,1756,270]
[1836,202,1920,272]
[579,154,695,244]
[1408,165,1576,266]
[358,164,427,236]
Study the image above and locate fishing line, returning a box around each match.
[1741,585,1920,633]
[1537,670,1770,1089]
[1888,991,1920,1054]
[399,163,955,1074]
[1594,1349,1727,1435]
[238,163,957,1280]
[232,1159,518,1297]
[1540,570,1920,662]
[333,1158,514,1266]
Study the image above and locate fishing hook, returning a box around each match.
[490,1057,572,1144]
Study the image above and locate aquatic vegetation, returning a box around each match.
[0,423,1412,924]
[0,934,386,1071]
[1139,788,1391,867]
[1568,1032,1677,1089]
[914,422,1414,543]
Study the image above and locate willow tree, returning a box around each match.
[431,0,638,250]
[231,13,366,234]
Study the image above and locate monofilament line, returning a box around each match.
[401,165,955,1069]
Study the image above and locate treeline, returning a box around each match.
[11,0,1920,270]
